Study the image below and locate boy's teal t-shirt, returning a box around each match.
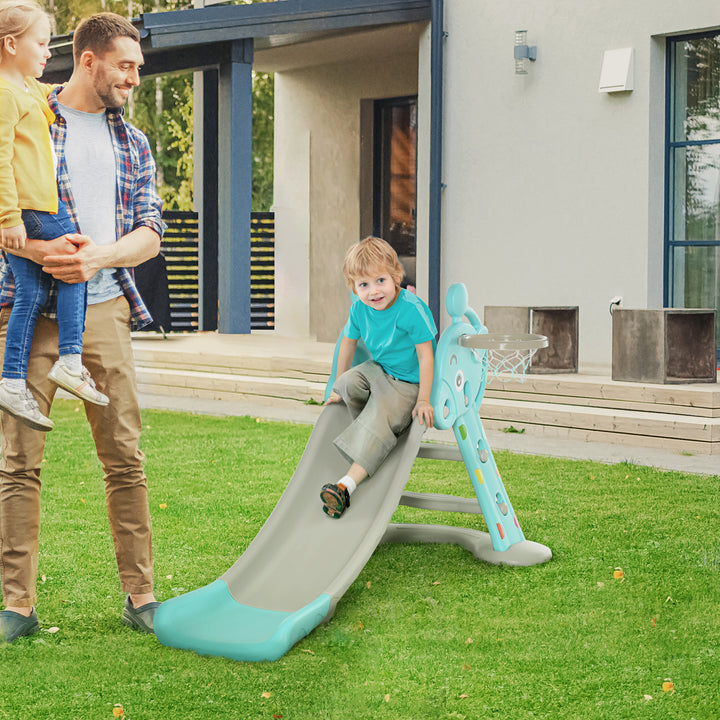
[343,288,437,383]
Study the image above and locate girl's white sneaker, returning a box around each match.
[0,380,54,431]
[47,362,109,406]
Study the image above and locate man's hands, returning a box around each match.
[0,224,27,251]
[4,232,100,284]
[41,233,107,283]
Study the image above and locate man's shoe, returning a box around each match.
[122,597,161,634]
[320,483,351,519]
[0,608,40,643]
[48,362,109,406]
[0,380,53,431]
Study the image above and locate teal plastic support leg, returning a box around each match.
[452,399,524,550]
[431,283,529,553]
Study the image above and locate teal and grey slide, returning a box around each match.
[154,402,426,662]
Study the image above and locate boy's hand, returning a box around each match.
[0,224,27,251]
[325,391,341,405]
[412,399,435,428]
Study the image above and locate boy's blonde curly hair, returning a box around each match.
[342,236,405,293]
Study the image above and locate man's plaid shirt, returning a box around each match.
[0,86,166,330]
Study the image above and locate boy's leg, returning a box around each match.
[80,297,154,597]
[333,362,419,477]
[332,362,372,419]
[0,310,59,609]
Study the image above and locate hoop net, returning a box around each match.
[459,333,548,384]
[484,347,538,382]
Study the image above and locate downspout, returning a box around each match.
[429,0,444,327]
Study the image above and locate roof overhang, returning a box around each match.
[44,0,431,80]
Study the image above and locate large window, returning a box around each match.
[666,33,720,357]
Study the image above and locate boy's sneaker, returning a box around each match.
[320,483,351,519]
[48,362,109,406]
[0,380,54,431]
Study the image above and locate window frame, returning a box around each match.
[665,31,720,358]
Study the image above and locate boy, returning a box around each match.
[321,236,436,518]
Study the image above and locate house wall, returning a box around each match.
[428,0,720,369]
[273,53,419,341]
[271,1,720,367]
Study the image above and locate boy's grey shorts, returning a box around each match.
[332,360,419,476]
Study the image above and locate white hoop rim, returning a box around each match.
[459,333,549,351]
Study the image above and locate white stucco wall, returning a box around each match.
[431,0,720,368]
[272,48,419,341]
[269,1,719,366]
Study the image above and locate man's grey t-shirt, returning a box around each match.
[58,103,122,305]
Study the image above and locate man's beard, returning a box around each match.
[95,82,129,110]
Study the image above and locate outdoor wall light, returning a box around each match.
[514,30,537,75]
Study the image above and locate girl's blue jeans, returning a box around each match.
[3,201,87,379]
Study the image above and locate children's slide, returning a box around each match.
[154,402,427,662]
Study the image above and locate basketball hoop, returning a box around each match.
[458,333,548,383]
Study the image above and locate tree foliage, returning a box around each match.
[44,0,275,212]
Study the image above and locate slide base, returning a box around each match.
[154,579,331,662]
[382,523,552,566]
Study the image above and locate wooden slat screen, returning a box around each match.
[156,211,275,331]
[250,212,275,329]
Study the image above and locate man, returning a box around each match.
[0,12,164,642]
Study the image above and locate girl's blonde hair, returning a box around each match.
[342,236,405,292]
[0,0,48,57]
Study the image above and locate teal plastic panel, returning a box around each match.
[155,579,331,662]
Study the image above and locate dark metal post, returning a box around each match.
[217,39,254,333]
[201,68,219,331]
[429,0,444,327]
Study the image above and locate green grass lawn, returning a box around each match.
[1,400,718,720]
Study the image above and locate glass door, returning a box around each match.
[374,96,418,286]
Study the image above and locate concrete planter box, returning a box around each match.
[484,306,579,373]
[611,308,716,384]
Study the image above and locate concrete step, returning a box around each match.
[132,332,335,383]
[479,398,719,455]
[131,334,720,455]
[136,366,327,407]
[486,372,720,418]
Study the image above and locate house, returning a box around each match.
[46,0,720,369]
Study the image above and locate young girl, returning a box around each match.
[321,236,437,518]
[0,0,107,432]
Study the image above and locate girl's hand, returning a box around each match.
[325,390,341,405]
[0,224,27,251]
[412,399,435,428]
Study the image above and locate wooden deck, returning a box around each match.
[132,332,720,456]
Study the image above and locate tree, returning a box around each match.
[252,71,274,211]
